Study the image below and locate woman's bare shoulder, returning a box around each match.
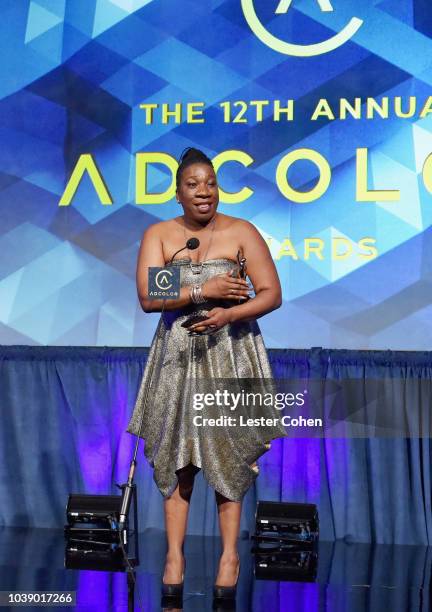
[217,213,256,231]
[219,214,260,238]
[141,217,181,239]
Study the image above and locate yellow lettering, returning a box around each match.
[162,103,182,124]
[59,154,112,206]
[220,101,231,123]
[250,99,269,122]
[356,148,400,202]
[187,102,205,123]
[274,100,294,121]
[304,238,325,260]
[332,237,352,260]
[420,96,432,118]
[340,98,361,119]
[311,99,335,121]
[395,96,416,119]
[422,153,432,194]
[276,149,331,203]
[139,103,158,124]
[232,101,248,123]
[275,238,299,260]
[136,153,177,204]
[358,237,378,259]
[212,150,254,203]
[366,97,389,119]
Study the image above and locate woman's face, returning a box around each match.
[177,163,219,223]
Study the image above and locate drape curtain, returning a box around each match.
[1,346,431,544]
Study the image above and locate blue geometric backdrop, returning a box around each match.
[1,0,432,348]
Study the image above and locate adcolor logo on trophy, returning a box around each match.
[241,0,363,57]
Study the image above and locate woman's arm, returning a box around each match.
[228,220,282,323]
[136,225,193,312]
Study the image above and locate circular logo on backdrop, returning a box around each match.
[241,0,363,57]
[155,269,174,290]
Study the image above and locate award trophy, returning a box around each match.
[236,249,248,303]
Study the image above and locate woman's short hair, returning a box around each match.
[176,147,214,188]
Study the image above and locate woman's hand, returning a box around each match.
[187,307,232,334]
[202,273,249,301]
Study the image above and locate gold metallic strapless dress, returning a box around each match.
[127,258,287,501]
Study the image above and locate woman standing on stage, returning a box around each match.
[127,147,286,600]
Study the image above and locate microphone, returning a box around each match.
[169,237,200,264]
[118,462,136,531]
[186,237,199,250]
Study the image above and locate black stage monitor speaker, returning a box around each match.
[65,493,123,544]
[254,548,318,582]
[66,493,122,525]
[254,501,319,544]
[65,540,126,572]
[64,490,139,572]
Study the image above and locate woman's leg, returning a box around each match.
[163,463,199,584]
[214,491,241,586]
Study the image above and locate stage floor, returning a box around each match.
[0,527,429,612]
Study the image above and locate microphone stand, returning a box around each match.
[117,239,199,531]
